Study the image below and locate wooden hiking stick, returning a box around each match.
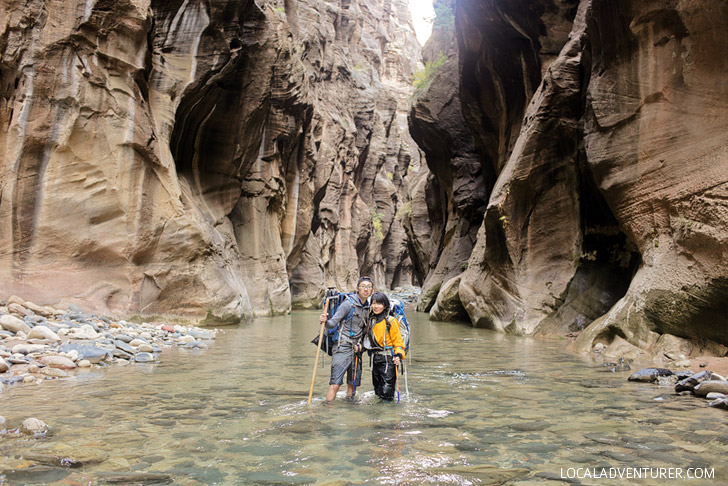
[352,353,359,398]
[308,297,330,405]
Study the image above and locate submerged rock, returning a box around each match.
[20,418,50,435]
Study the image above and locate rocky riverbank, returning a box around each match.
[629,366,728,410]
[0,295,218,396]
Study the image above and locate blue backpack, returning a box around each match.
[389,298,410,354]
[311,289,358,356]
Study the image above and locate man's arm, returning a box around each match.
[325,299,352,331]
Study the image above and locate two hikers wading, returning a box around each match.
[318,279,407,402]
[319,277,373,401]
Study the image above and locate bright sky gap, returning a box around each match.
[408,0,435,45]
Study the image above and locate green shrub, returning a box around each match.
[371,206,385,240]
[412,53,447,92]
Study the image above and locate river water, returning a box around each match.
[1,310,726,485]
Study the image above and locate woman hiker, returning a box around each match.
[364,292,405,401]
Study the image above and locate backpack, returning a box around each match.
[389,298,410,354]
[311,289,358,356]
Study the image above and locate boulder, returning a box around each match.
[694,380,728,397]
[38,355,77,370]
[28,325,61,342]
[628,368,673,383]
[57,343,111,363]
[0,315,31,335]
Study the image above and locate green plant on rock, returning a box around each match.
[412,53,447,92]
[498,215,508,229]
[371,206,385,240]
[432,2,455,31]
[395,201,412,221]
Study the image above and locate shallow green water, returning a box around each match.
[1,310,727,485]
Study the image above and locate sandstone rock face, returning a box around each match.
[407,0,489,315]
[412,0,728,355]
[0,0,420,319]
[570,0,728,353]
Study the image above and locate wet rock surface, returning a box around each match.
[629,367,728,412]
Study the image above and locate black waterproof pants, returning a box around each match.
[372,354,397,400]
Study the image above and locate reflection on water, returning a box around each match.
[1,311,727,485]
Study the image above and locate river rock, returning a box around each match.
[137,343,154,353]
[28,325,61,342]
[628,368,673,383]
[12,343,48,355]
[67,325,100,340]
[709,398,728,410]
[134,353,156,363]
[40,367,68,378]
[57,343,111,363]
[115,334,133,343]
[24,301,55,318]
[6,295,25,307]
[188,329,216,340]
[112,349,133,360]
[39,356,77,370]
[0,315,31,335]
[24,444,109,467]
[178,335,195,344]
[705,392,726,400]
[694,380,728,397]
[78,359,91,368]
[114,340,136,355]
[0,359,8,372]
[129,338,147,347]
[675,370,714,393]
[8,303,33,317]
[20,418,50,435]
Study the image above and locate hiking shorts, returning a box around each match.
[329,342,363,386]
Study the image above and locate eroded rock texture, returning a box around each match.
[0,0,420,320]
[407,0,490,319]
[412,0,728,357]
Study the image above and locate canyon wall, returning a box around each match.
[412,0,728,360]
[0,0,421,321]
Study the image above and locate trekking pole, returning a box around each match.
[352,353,359,398]
[395,363,400,403]
[403,362,409,400]
[308,296,330,406]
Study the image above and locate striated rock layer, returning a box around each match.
[411,0,728,359]
[0,0,421,321]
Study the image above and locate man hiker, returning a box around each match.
[319,277,373,401]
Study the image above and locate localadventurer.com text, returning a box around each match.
[560,467,715,480]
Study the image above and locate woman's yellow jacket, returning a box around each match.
[370,316,405,359]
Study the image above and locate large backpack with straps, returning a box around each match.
[389,298,410,354]
[311,289,358,356]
